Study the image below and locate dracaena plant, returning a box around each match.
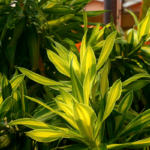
[8,30,150,150]
[71,8,150,112]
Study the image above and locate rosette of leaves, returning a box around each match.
[8,29,150,149]
[66,8,150,112]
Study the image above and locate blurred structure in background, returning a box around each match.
[84,0,142,30]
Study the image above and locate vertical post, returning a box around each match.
[104,0,117,25]
[104,0,112,24]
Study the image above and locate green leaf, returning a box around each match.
[100,63,109,98]
[122,73,150,87]
[69,0,91,6]
[70,60,84,103]
[1,75,12,100]
[115,91,133,134]
[46,14,74,27]
[0,96,14,119]
[94,98,105,144]
[12,90,21,113]
[81,46,96,82]
[17,80,28,114]
[107,137,150,149]
[120,109,150,137]
[0,92,3,105]
[18,67,62,85]
[10,74,25,91]
[88,23,100,46]
[138,11,150,41]
[127,29,134,51]
[8,118,51,129]
[97,31,117,70]
[80,31,87,63]
[73,101,97,140]
[26,129,70,142]
[47,50,70,77]
[69,51,80,79]
[77,10,108,17]
[9,17,26,47]
[122,80,150,93]
[125,9,139,26]
[43,6,73,14]
[83,69,92,106]
[103,79,122,121]
[128,35,147,57]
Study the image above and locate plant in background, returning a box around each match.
[0,0,106,77]
[0,71,61,149]
[0,73,31,149]
[8,27,150,149]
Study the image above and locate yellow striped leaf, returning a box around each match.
[88,23,100,46]
[83,69,92,106]
[122,73,150,87]
[47,50,70,77]
[18,67,62,85]
[0,96,14,119]
[1,75,12,100]
[115,91,133,134]
[73,102,97,140]
[80,31,87,63]
[107,137,150,149]
[97,31,117,71]
[26,129,70,142]
[10,74,25,91]
[120,109,150,137]
[138,10,150,41]
[81,46,96,82]
[103,79,122,121]
[70,60,84,103]
[69,51,80,79]
[12,90,21,113]
[8,118,51,129]
[100,63,109,98]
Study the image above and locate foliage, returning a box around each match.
[1,2,150,150]
[0,0,106,77]
[8,19,150,149]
